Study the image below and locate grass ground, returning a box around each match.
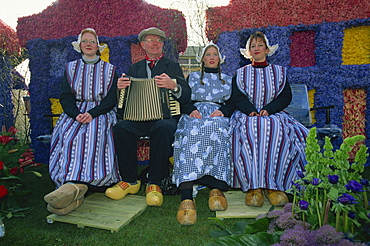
[3,164,370,246]
[0,165,250,246]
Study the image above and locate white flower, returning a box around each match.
[196,87,206,94]
[204,120,213,126]
[190,141,201,154]
[202,146,212,158]
[206,93,213,101]
[212,88,220,94]
[194,158,203,172]
[179,152,186,162]
[210,132,219,142]
[190,126,199,135]
[182,136,188,145]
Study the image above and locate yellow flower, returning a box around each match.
[342,26,370,65]
[49,98,63,127]
[100,43,110,63]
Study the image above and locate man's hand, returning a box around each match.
[117,73,131,90]
[154,73,177,90]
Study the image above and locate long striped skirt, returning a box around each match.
[230,110,308,192]
[49,110,120,188]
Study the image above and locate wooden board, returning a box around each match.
[46,193,147,232]
[216,190,282,218]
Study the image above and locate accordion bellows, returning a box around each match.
[118,77,180,121]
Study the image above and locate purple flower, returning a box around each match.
[345,180,364,192]
[298,200,309,210]
[338,193,357,204]
[327,174,339,184]
[360,179,369,187]
[297,170,305,179]
[291,181,302,191]
[311,178,321,186]
[348,211,355,219]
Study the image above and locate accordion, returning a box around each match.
[117,77,181,121]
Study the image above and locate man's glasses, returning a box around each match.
[144,39,164,43]
[81,40,97,44]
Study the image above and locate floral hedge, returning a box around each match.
[217,18,370,159]
[0,20,20,56]
[206,0,370,41]
[27,35,179,164]
[16,0,187,52]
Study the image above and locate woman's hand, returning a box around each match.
[190,110,202,119]
[259,110,269,116]
[76,112,92,123]
[209,110,224,117]
[249,111,258,116]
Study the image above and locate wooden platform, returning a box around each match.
[46,193,147,232]
[216,190,282,219]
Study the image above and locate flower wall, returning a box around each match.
[16,0,187,53]
[27,35,179,164]
[0,20,20,56]
[206,0,370,41]
[217,19,370,158]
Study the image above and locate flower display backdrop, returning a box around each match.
[16,0,187,53]
[0,20,20,56]
[27,35,180,163]
[217,19,370,159]
[206,0,370,41]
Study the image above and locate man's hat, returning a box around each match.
[138,27,167,41]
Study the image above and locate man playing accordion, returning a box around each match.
[105,27,191,207]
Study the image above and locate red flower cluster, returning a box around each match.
[206,0,370,40]
[16,0,187,52]
[290,31,316,67]
[0,19,20,55]
[0,185,8,198]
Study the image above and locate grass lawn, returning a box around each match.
[3,164,370,246]
[1,165,251,246]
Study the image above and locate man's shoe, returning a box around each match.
[47,197,84,216]
[265,189,289,207]
[208,189,228,211]
[146,184,163,207]
[177,199,196,225]
[44,183,88,209]
[245,188,264,207]
[105,181,141,200]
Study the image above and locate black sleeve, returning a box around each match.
[262,82,292,114]
[87,72,118,118]
[59,71,80,119]
[229,76,257,115]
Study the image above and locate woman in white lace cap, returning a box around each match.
[172,41,234,225]
[44,28,120,215]
[231,31,308,208]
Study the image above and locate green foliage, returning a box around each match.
[207,218,281,246]
[291,127,370,233]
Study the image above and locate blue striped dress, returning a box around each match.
[49,59,120,188]
[231,64,308,192]
[172,71,232,187]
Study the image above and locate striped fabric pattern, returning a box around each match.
[49,59,120,188]
[231,64,308,192]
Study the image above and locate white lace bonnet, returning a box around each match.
[71,28,107,53]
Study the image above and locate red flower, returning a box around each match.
[0,185,8,198]
[0,135,17,144]
[9,167,18,175]
[7,126,18,135]
[0,161,4,169]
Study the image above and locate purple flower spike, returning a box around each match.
[299,200,309,210]
[311,178,320,186]
[338,193,357,204]
[328,175,339,184]
[297,171,305,179]
[360,179,369,187]
[348,211,356,219]
[345,180,364,192]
